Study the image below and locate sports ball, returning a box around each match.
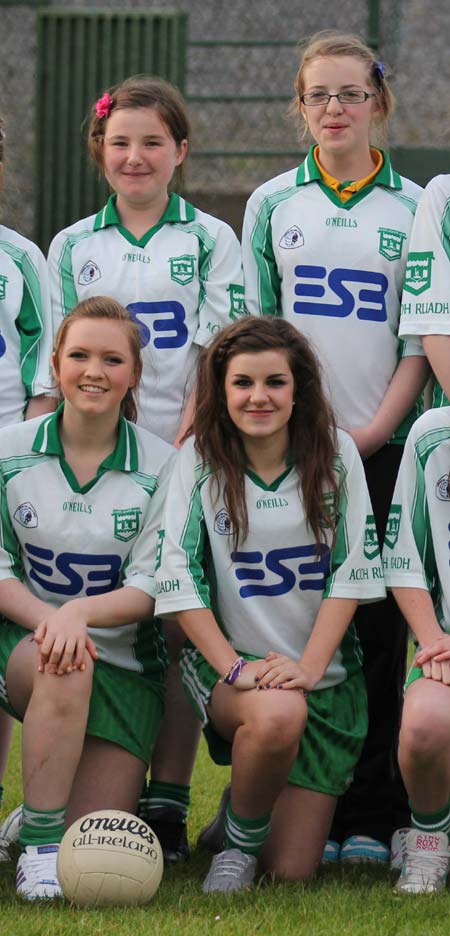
[57,809,163,907]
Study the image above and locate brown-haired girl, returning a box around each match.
[0,296,173,898]
[48,75,243,446]
[155,317,385,890]
[241,28,429,865]
[48,75,244,861]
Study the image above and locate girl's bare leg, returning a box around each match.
[260,785,337,880]
[6,636,93,809]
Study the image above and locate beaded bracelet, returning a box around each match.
[221,657,247,685]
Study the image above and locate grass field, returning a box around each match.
[0,725,444,936]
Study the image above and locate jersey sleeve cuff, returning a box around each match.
[155,595,208,617]
[123,573,156,598]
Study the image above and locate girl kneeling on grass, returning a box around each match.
[0,296,173,899]
[384,406,450,893]
[155,316,385,892]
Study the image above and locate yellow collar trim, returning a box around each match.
[313,146,384,202]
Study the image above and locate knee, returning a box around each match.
[400,701,450,763]
[247,698,306,754]
[31,659,93,718]
[261,855,316,883]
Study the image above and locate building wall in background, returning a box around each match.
[1,0,449,242]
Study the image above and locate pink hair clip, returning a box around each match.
[95,92,112,119]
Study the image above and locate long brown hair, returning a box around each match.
[193,317,339,550]
[53,297,143,422]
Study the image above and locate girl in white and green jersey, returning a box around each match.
[384,407,450,893]
[0,116,54,427]
[241,30,429,864]
[0,296,173,899]
[155,317,385,892]
[47,80,244,855]
[48,77,244,447]
[399,175,450,407]
[0,114,55,838]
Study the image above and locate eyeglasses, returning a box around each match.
[300,91,375,106]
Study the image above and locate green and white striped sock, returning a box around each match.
[224,802,271,857]
[146,781,190,819]
[19,803,66,850]
[411,798,450,836]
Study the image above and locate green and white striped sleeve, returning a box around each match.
[0,471,23,582]
[193,218,245,348]
[47,229,79,336]
[17,242,53,398]
[155,440,212,615]
[242,187,281,317]
[324,432,386,601]
[383,424,436,592]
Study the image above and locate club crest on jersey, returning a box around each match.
[214,509,232,535]
[279,226,304,249]
[228,283,245,320]
[436,474,450,501]
[364,514,379,559]
[78,261,101,286]
[112,507,141,542]
[378,228,407,262]
[169,254,195,285]
[384,505,402,549]
[14,502,38,528]
[403,252,434,296]
[0,275,8,300]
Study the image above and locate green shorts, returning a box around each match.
[405,663,424,690]
[180,644,368,796]
[0,620,165,765]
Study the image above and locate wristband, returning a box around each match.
[221,657,247,685]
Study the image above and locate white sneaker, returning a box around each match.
[395,829,449,894]
[0,804,23,862]
[390,827,410,871]
[197,784,230,853]
[202,848,257,893]
[16,844,62,899]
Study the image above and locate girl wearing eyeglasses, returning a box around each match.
[240,30,429,868]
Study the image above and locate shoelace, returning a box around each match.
[211,852,254,879]
[403,848,449,882]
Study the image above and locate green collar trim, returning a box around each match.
[296,145,402,208]
[93,192,196,247]
[32,404,139,493]
[246,463,294,492]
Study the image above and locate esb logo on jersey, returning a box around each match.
[231,544,330,597]
[25,544,121,596]
[127,301,188,349]
[293,265,388,321]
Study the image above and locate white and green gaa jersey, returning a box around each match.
[48,194,244,444]
[155,432,385,690]
[0,406,174,676]
[242,147,423,443]
[399,175,450,407]
[384,406,450,633]
[399,175,450,339]
[0,225,53,426]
